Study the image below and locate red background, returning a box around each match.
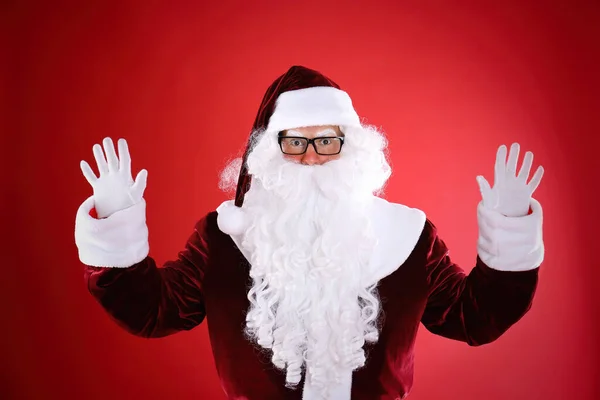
[6,1,599,399]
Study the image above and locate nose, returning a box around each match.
[300,144,320,165]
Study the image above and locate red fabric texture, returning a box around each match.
[234,65,341,207]
[84,212,539,399]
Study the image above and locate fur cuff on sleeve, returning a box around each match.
[477,198,544,272]
[74,196,149,268]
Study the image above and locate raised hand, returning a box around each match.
[80,137,148,219]
[476,143,544,217]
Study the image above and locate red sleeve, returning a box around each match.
[83,215,211,338]
[420,220,539,346]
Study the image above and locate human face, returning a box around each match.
[279,125,344,165]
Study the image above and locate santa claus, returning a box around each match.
[75,66,544,399]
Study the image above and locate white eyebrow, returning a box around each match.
[286,128,338,137]
[285,129,303,136]
[315,128,337,137]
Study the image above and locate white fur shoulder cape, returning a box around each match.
[216,196,428,286]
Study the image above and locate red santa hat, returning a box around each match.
[217,65,361,235]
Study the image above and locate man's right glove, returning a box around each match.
[80,137,148,219]
[75,137,150,267]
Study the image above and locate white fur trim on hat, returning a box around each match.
[216,200,248,236]
[477,198,544,272]
[74,196,150,268]
[267,86,361,132]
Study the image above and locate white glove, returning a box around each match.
[476,143,544,217]
[80,137,148,219]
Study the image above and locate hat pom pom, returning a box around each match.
[217,201,248,236]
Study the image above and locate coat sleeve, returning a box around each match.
[75,196,211,338]
[420,199,544,346]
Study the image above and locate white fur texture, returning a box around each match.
[217,195,426,400]
[267,87,361,133]
[477,198,544,271]
[221,124,392,399]
[74,195,149,267]
[216,200,248,236]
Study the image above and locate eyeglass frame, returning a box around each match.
[277,133,345,156]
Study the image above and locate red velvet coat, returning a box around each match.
[83,211,539,400]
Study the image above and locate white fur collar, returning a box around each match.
[217,196,426,285]
[216,196,425,399]
[363,196,427,285]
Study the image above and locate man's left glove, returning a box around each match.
[476,143,544,217]
[475,142,545,272]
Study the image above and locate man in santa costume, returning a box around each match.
[75,66,544,399]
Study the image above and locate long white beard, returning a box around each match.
[221,125,391,399]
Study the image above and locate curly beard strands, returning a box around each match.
[221,124,391,398]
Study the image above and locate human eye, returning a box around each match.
[316,138,334,146]
[288,139,303,147]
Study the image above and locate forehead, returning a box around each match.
[283,125,342,137]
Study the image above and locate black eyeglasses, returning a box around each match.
[278,135,345,155]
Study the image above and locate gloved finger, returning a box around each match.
[132,169,148,197]
[528,165,544,193]
[517,151,533,182]
[494,145,507,187]
[118,138,131,177]
[80,160,97,185]
[103,137,119,173]
[476,175,493,203]
[506,143,520,175]
[92,143,109,176]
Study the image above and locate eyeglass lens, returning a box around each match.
[280,137,341,155]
